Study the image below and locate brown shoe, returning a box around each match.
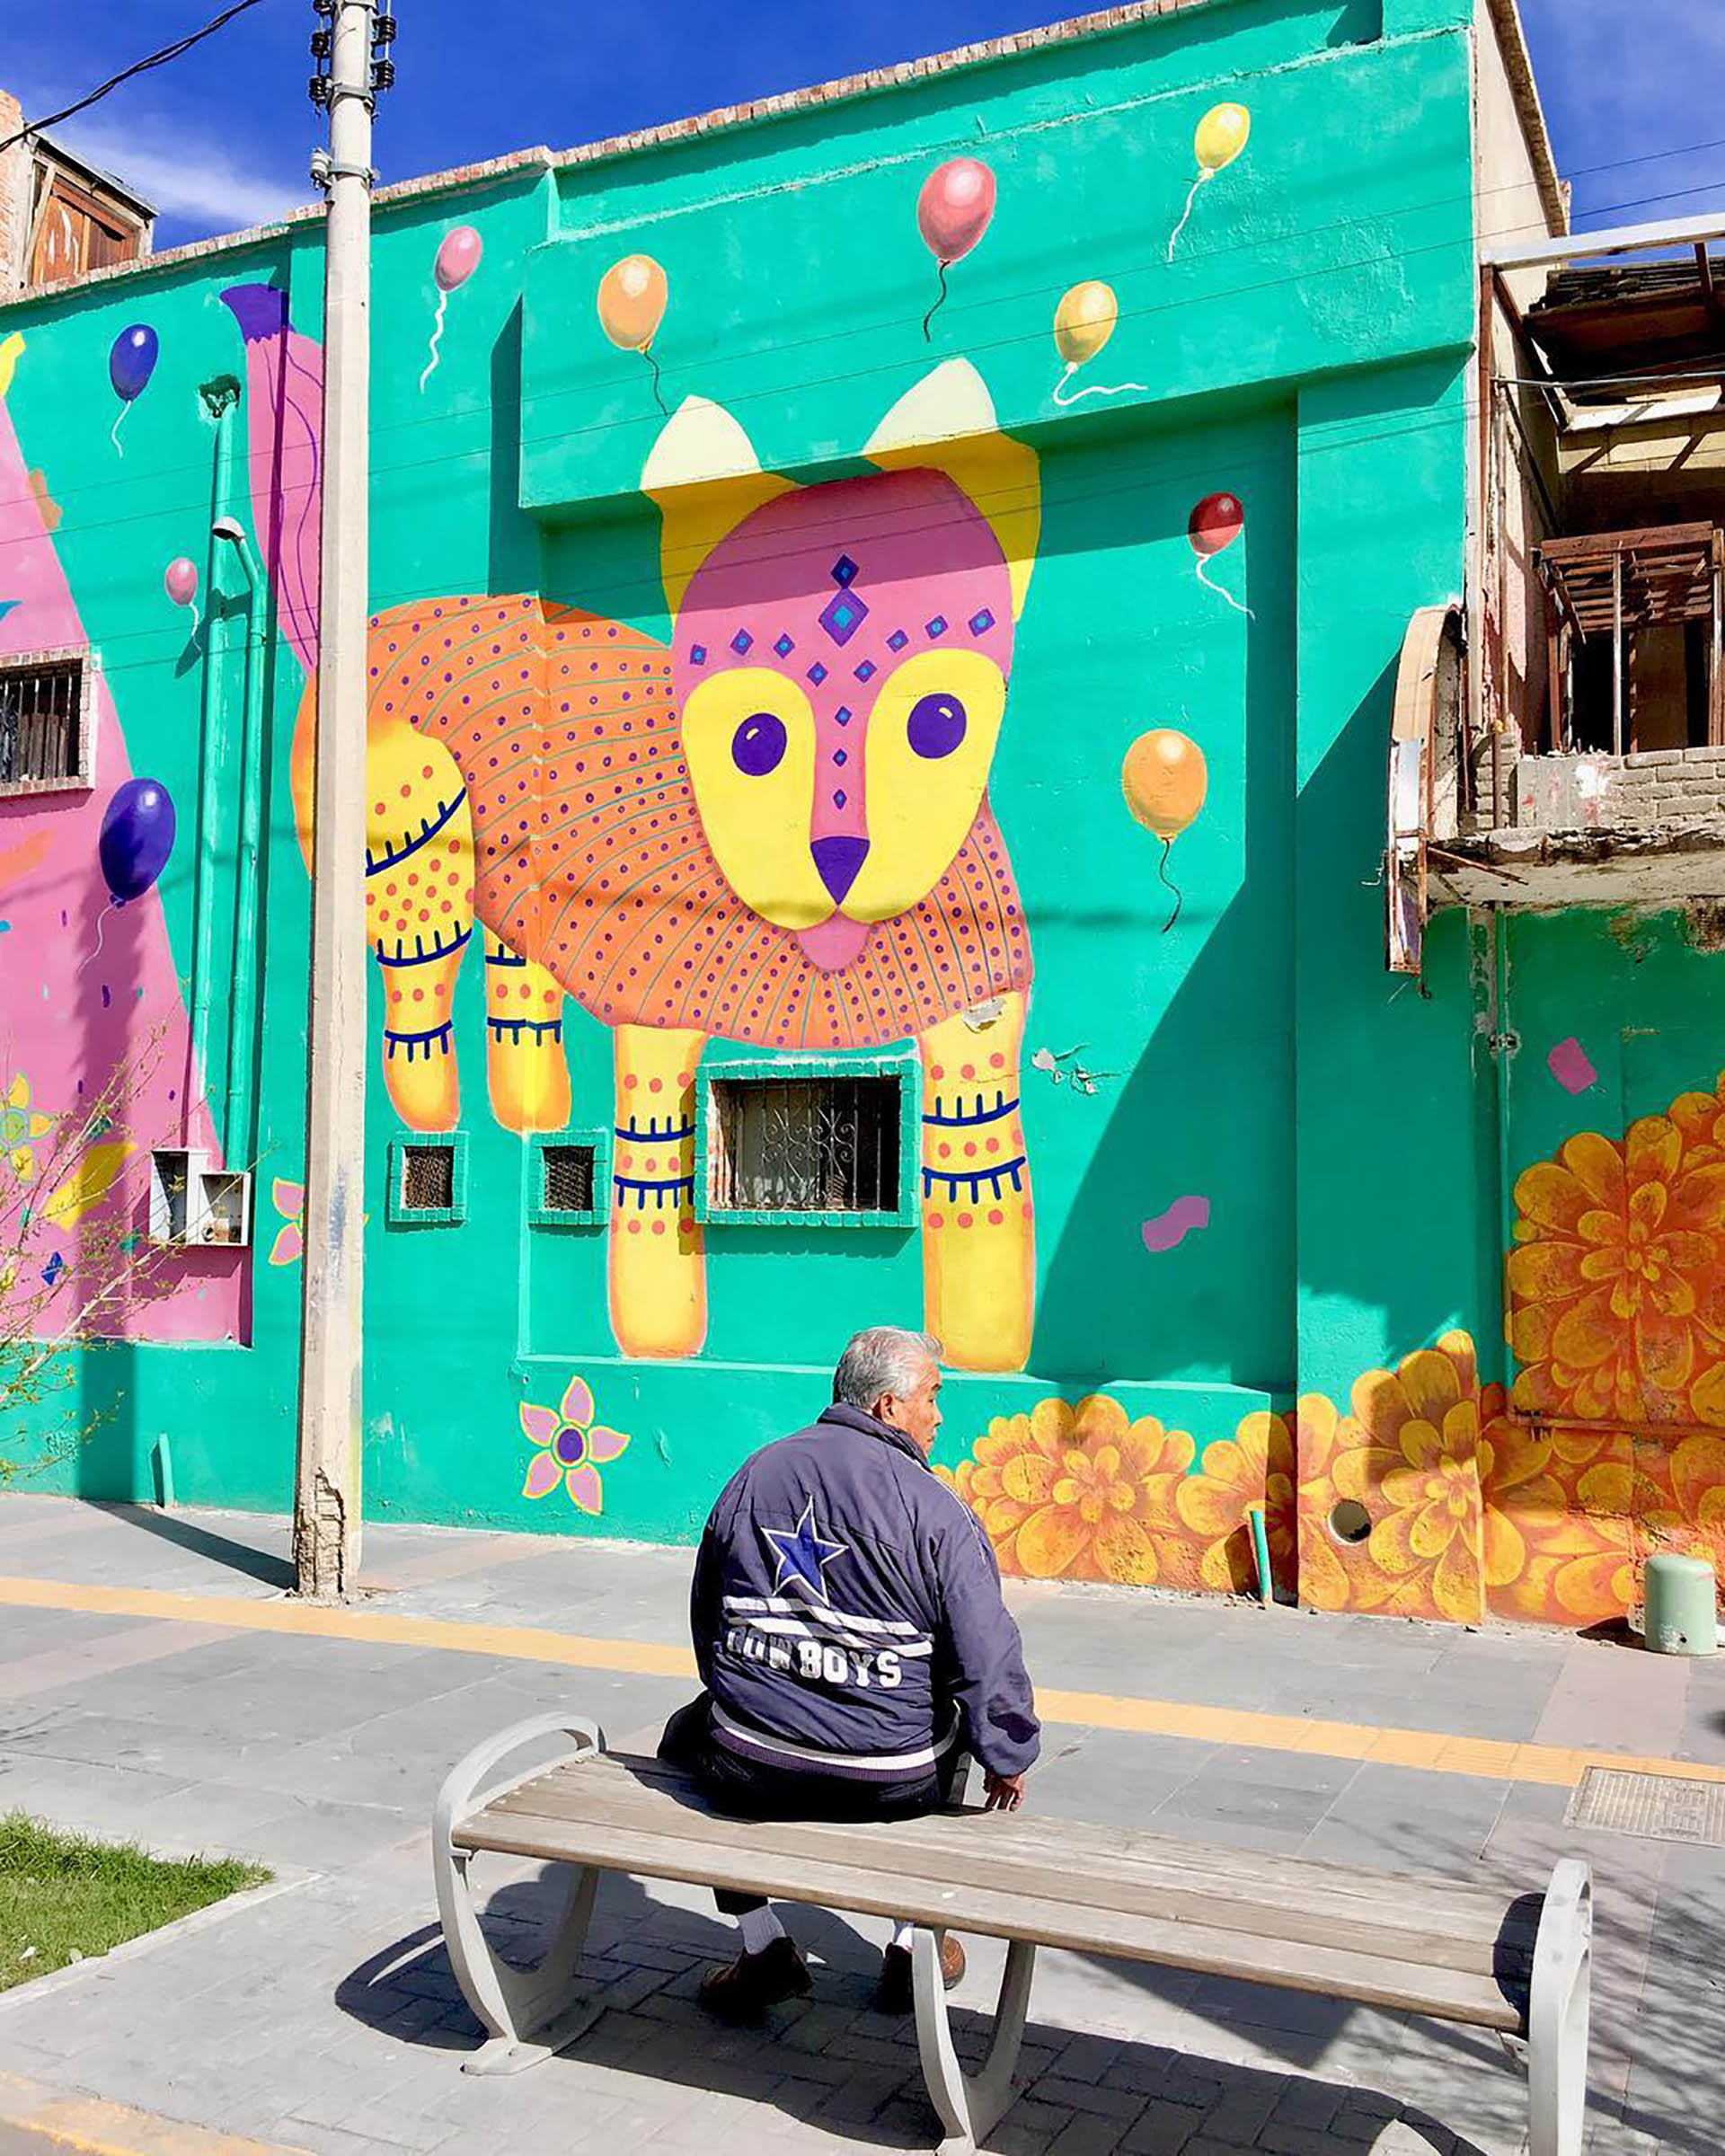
[877,1933,966,2013]
[698,1934,812,2022]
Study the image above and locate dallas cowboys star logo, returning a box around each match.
[762,1498,849,1604]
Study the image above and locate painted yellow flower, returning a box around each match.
[1508,1117,1725,1425]
[939,1395,1195,1585]
[1479,1404,1633,1624]
[0,1074,54,1183]
[1175,1409,1294,1594]
[1331,1333,1484,1623]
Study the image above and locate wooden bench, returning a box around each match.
[432,1714,1592,2156]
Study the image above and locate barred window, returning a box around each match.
[541,1143,596,1215]
[0,655,90,791]
[709,1076,901,1215]
[400,1143,456,1212]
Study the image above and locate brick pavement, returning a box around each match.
[0,1493,1718,2156]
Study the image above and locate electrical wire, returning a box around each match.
[0,1,271,157]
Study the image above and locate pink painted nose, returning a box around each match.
[811,835,868,903]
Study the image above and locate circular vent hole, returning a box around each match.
[1328,1498,1372,1546]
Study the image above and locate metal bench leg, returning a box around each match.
[913,1926,1035,2154]
[1527,1858,1592,2156]
[430,1712,607,2075]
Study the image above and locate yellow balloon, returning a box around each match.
[1194,102,1251,175]
[597,255,668,353]
[1122,729,1208,843]
[1053,280,1118,367]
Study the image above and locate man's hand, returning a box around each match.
[983,1772,1026,1813]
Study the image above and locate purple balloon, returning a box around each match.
[100,778,176,904]
[110,325,158,404]
[434,226,482,294]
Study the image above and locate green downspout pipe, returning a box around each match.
[215,515,266,1168]
[187,378,240,1143]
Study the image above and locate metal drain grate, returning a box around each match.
[1566,1767,1725,1845]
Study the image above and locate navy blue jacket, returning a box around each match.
[691,1402,1040,1784]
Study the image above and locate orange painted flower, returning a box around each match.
[1479,1401,1632,1624]
[1176,1410,1295,1595]
[1331,1333,1485,1623]
[1508,1116,1725,1425]
[937,1395,1195,1584]
[1292,1392,1355,1613]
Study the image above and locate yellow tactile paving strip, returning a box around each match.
[0,2072,302,2156]
[1,1572,1720,1793]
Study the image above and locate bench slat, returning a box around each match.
[453,1798,1526,2033]
[477,1756,1529,1976]
[588,1754,1517,1938]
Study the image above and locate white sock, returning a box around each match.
[738,1905,786,1955]
[891,1921,916,1951]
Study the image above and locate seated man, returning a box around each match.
[660,1324,1040,2020]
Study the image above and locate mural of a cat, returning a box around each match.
[227,286,1039,1370]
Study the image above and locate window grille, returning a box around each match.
[541,1143,596,1215]
[400,1143,456,1212]
[709,1076,901,1215]
[0,655,89,791]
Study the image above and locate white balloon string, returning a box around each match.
[419,291,448,393]
[110,405,128,457]
[76,901,116,980]
[1166,169,1208,262]
[1195,557,1254,618]
[188,602,200,641]
[1053,367,1153,407]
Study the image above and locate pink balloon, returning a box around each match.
[164,556,199,606]
[916,159,996,266]
[434,225,482,294]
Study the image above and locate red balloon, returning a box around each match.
[1190,491,1244,558]
[916,158,996,267]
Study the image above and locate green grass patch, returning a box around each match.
[0,1812,269,1990]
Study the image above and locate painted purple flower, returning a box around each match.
[520,1376,631,1512]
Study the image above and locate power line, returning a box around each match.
[0,0,271,157]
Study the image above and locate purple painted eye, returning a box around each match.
[907,692,967,760]
[731,711,786,776]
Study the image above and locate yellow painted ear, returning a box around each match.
[862,359,1039,621]
[641,394,794,619]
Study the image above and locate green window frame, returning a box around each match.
[526,1128,610,1229]
[385,1133,469,1227]
[694,1055,919,1229]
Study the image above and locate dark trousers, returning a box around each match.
[658,1694,959,1918]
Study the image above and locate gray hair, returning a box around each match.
[833,1326,942,1409]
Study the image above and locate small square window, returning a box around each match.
[0,650,93,794]
[526,1129,607,1228]
[698,1063,915,1226]
[386,1135,467,1225]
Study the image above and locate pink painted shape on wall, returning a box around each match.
[0,393,243,1344]
[1141,1195,1210,1253]
[222,285,322,680]
[1547,1037,1597,1096]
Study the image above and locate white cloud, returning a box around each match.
[49,116,305,236]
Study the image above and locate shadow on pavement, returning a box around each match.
[88,1501,294,1588]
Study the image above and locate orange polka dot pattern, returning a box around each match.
[364,596,1032,1051]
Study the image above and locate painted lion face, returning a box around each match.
[669,469,1014,974]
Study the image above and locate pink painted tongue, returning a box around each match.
[797,914,871,972]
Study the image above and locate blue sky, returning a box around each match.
[5,1,1721,253]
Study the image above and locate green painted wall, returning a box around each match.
[13,0,1685,1601]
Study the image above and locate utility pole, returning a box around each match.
[294,0,394,1596]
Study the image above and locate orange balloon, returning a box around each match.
[597,255,668,353]
[1122,729,1208,842]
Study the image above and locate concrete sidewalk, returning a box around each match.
[0,1495,1720,2156]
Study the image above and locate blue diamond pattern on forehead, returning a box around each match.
[925,615,948,639]
[833,706,853,726]
[819,590,869,646]
[689,643,708,666]
[807,661,828,685]
[854,658,876,682]
[774,633,794,657]
[730,629,753,656]
[968,608,995,636]
[887,630,909,652]
[833,748,847,766]
[832,555,859,587]
[834,789,847,809]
